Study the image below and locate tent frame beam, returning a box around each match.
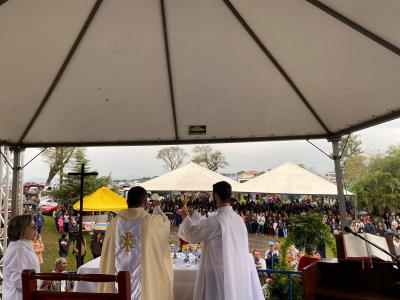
[17,0,104,144]
[333,109,400,138]
[4,101,400,148]
[306,0,400,57]
[306,139,332,160]
[222,0,331,135]
[6,133,329,148]
[160,0,179,140]
[3,110,399,148]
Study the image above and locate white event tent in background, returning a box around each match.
[235,162,353,196]
[140,163,240,192]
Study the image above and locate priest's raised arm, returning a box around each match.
[178,211,220,244]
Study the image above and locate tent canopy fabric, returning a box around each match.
[0,0,399,147]
[72,186,127,211]
[140,163,240,192]
[234,162,353,196]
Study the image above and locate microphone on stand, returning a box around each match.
[343,226,400,266]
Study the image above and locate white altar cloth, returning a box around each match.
[73,255,198,300]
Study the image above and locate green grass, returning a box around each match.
[40,216,94,272]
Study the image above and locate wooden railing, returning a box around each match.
[22,270,130,300]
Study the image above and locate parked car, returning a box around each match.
[38,198,58,208]
[41,205,62,215]
[23,182,45,192]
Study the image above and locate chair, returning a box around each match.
[22,270,130,300]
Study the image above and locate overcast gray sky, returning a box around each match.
[23,118,400,183]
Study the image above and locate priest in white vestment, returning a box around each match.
[178,181,264,300]
[98,187,174,300]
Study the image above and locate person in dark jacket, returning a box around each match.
[68,220,79,242]
[90,231,104,258]
[58,232,69,258]
[364,219,376,234]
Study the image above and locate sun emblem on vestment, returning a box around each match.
[120,232,135,252]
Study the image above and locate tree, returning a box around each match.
[52,149,112,205]
[352,145,400,215]
[336,134,363,187]
[369,145,400,179]
[191,145,228,171]
[352,170,400,215]
[286,212,336,256]
[156,146,188,171]
[338,134,363,165]
[42,147,76,186]
[343,154,367,184]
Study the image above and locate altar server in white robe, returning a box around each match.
[178,181,264,300]
[98,187,174,300]
[3,214,40,300]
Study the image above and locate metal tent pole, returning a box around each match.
[0,146,11,279]
[0,146,4,275]
[330,138,348,231]
[0,146,3,279]
[2,147,11,247]
[4,147,10,250]
[19,150,25,209]
[11,147,23,218]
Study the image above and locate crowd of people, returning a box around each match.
[159,193,400,277]
[160,193,400,239]
[22,204,105,267]
[3,186,400,299]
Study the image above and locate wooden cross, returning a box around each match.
[68,163,98,268]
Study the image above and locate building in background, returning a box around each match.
[323,171,336,184]
[237,170,263,183]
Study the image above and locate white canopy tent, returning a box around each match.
[235,161,353,196]
[0,0,399,147]
[140,162,239,192]
[0,0,399,230]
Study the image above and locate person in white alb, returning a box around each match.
[178,181,264,300]
[98,187,174,300]
[3,214,40,300]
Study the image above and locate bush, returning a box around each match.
[265,212,336,299]
[265,240,303,300]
